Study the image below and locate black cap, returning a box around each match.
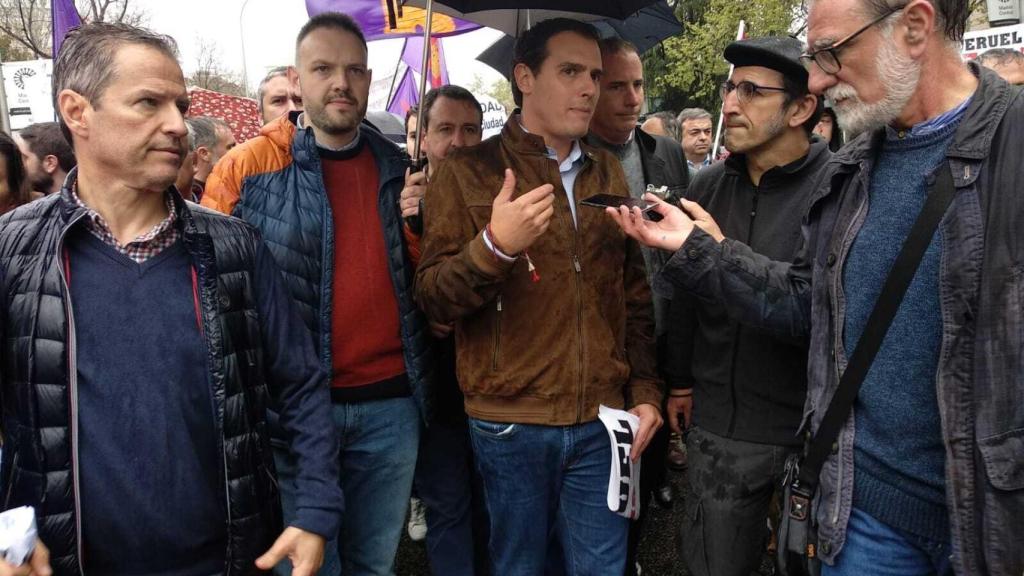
[724,36,807,85]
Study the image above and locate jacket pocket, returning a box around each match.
[978,428,1024,491]
[469,418,518,439]
[492,295,502,371]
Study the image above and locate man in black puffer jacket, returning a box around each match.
[0,22,342,576]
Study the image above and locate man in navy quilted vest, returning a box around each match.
[0,22,342,576]
[203,12,435,576]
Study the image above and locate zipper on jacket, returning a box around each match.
[312,149,335,373]
[569,173,585,424]
[2,452,18,509]
[492,295,503,371]
[828,176,868,527]
[56,214,86,576]
[191,264,235,574]
[548,158,587,423]
[573,251,584,423]
[727,187,759,436]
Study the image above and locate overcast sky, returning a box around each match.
[138,0,504,96]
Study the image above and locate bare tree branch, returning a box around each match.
[187,38,248,97]
[0,0,145,59]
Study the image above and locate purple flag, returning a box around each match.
[387,68,419,116]
[52,0,82,57]
[306,0,479,42]
[400,37,449,88]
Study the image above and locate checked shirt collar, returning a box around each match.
[70,180,180,264]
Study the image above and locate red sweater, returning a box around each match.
[321,143,406,393]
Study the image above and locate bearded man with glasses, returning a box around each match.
[659,35,830,576]
[609,0,1024,574]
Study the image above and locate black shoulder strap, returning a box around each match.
[796,162,957,491]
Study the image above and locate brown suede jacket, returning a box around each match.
[414,117,662,425]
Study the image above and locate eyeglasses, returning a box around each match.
[800,6,905,75]
[719,80,789,105]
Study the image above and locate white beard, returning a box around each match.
[826,28,920,136]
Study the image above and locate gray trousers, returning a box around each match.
[680,425,799,576]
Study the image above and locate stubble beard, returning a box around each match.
[307,97,366,136]
[725,110,786,155]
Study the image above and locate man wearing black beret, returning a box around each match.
[661,35,830,576]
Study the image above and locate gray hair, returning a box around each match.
[257,66,291,116]
[186,116,228,150]
[859,0,968,43]
[978,48,1024,67]
[648,111,680,142]
[53,22,180,144]
[677,108,712,126]
[183,119,197,152]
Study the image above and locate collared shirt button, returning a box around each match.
[687,248,700,260]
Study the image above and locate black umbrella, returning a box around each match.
[476,1,681,78]
[397,0,663,160]
[402,0,662,30]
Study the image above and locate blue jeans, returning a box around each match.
[469,418,628,576]
[275,396,421,576]
[415,417,489,576]
[823,507,952,576]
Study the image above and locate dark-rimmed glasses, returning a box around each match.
[800,6,905,75]
[719,80,789,105]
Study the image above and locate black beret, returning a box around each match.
[724,36,808,85]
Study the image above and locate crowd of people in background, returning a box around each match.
[1,1,1024,575]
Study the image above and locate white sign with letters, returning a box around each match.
[987,0,1021,25]
[962,23,1024,59]
[598,405,642,520]
[2,59,54,131]
[475,94,507,140]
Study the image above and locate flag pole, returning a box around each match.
[386,40,407,108]
[411,0,434,161]
[711,20,745,162]
[0,59,10,133]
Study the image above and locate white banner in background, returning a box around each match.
[962,23,1024,59]
[2,60,54,131]
[475,94,507,140]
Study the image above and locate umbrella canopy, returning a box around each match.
[476,1,681,77]
[186,87,261,143]
[364,110,407,146]
[402,0,662,36]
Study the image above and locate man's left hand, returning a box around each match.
[628,403,664,461]
[254,526,325,576]
[400,168,427,218]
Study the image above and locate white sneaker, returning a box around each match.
[407,497,427,542]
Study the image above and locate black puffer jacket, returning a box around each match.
[0,190,289,575]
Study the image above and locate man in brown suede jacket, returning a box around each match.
[415,18,662,576]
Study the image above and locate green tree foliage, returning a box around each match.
[646,0,802,114]
[646,0,991,115]
[467,74,514,112]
